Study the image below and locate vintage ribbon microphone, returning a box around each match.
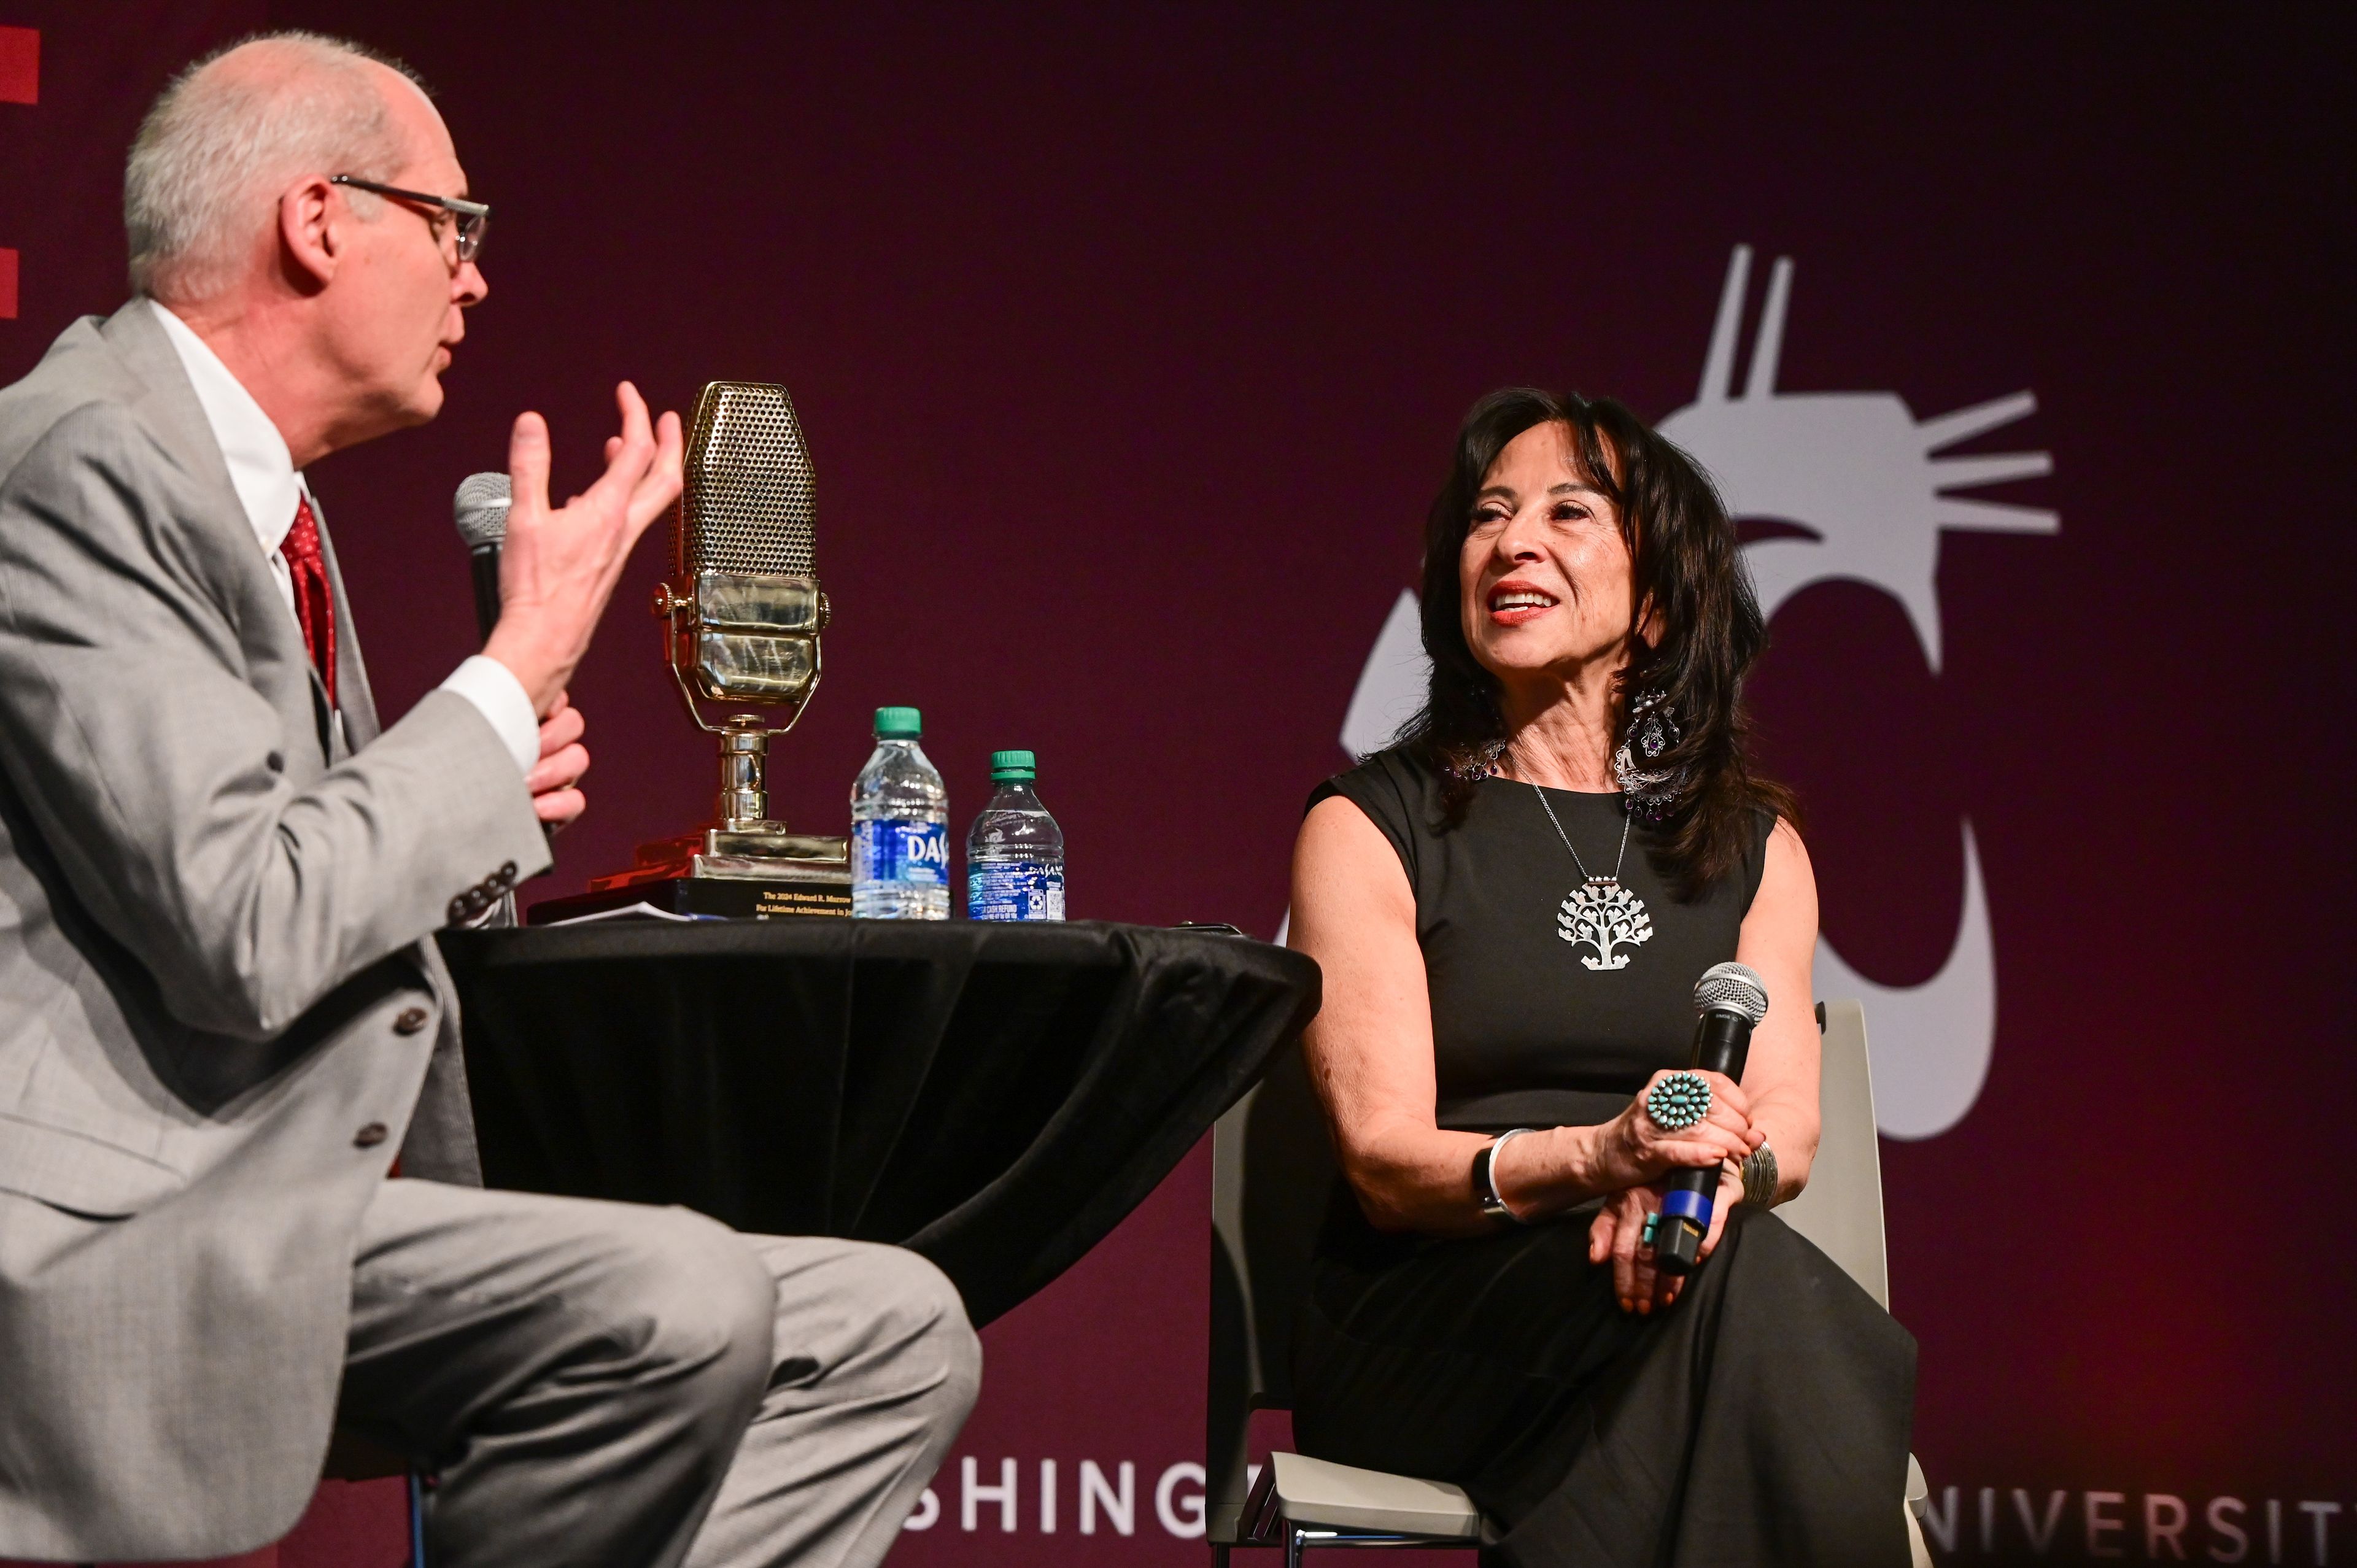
[590,380,851,898]
[653,381,830,821]
[1654,960,1772,1275]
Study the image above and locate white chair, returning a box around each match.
[1207,998,1932,1568]
[1778,1001,1933,1568]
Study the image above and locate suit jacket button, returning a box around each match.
[354,1122,389,1148]
[393,1006,429,1035]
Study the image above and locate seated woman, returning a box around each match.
[1286,388,1916,1567]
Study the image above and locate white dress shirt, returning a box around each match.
[145,299,540,779]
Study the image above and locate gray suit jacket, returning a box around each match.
[0,303,550,1559]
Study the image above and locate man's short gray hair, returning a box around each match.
[125,32,424,302]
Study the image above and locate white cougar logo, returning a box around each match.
[1337,245,2054,1140]
[1657,245,2056,671]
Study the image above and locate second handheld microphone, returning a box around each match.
[451,472,524,927]
[1655,961,1771,1275]
[453,471,511,645]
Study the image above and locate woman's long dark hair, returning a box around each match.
[1393,387,1797,897]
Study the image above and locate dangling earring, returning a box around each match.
[1612,688,1686,823]
[1451,737,1509,782]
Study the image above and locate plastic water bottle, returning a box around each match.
[966,750,1066,922]
[851,706,950,919]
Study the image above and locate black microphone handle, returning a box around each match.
[1691,1009,1754,1082]
[469,544,502,646]
[1655,1009,1756,1275]
[466,539,540,928]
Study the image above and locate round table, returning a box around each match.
[436,919,1319,1327]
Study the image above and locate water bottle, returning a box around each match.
[851,706,950,919]
[966,750,1066,922]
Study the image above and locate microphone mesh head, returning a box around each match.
[453,471,512,549]
[1694,961,1770,1024]
[677,382,815,577]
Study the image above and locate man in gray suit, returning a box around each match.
[0,31,977,1566]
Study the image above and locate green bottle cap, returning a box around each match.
[874,706,923,738]
[989,749,1037,781]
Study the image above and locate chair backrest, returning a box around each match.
[1208,1040,1333,1542]
[1206,998,1892,1540]
[1775,998,1892,1310]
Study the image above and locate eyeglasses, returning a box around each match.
[330,175,492,265]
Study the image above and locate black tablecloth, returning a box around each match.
[436,920,1318,1327]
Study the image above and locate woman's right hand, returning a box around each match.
[1592,1069,1761,1191]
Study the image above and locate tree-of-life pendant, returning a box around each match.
[1556,877,1654,971]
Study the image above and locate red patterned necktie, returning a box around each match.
[281,494,337,708]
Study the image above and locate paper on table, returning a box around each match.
[540,900,720,926]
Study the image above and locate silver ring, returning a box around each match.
[1645,1070,1711,1132]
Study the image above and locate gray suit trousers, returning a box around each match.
[340,1181,981,1568]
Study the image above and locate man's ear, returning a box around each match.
[274,176,339,296]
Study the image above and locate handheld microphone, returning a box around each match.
[452,471,526,927]
[1655,961,1771,1275]
[452,472,511,646]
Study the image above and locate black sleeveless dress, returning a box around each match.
[1291,751,1917,1568]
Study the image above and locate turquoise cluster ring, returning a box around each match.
[1645,1070,1712,1132]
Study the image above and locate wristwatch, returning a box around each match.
[1474,1127,1537,1223]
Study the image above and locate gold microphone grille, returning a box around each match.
[678,381,816,577]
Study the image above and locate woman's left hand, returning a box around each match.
[1587,1164,1747,1315]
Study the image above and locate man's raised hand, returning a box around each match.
[483,382,684,716]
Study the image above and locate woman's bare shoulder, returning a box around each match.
[1746,815,1819,939]
[1295,792,1409,894]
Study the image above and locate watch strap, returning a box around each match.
[1474,1127,1537,1222]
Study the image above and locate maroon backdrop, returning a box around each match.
[4,7,2352,1565]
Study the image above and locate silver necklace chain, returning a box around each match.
[1531,782,1630,884]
